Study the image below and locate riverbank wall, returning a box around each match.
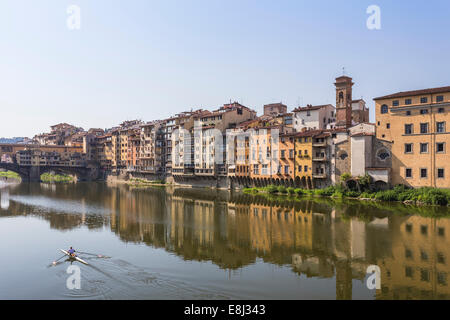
[104,171,251,190]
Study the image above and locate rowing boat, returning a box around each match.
[60,249,89,265]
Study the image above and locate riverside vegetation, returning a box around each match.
[0,171,21,181]
[244,183,450,207]
[40,173,74,183]
[127,178,166,187]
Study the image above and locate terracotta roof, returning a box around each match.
[294,129,324,138]
[326,128,348,133]
[374,86,450,100]
[351,132,375,137]
[264,103,287,108]
[292,104,334,112]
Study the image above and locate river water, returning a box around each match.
[0,182,449,300]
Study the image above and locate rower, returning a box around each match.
[68,247,76,257]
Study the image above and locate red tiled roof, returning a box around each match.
[292,104,334,112]
[294,129,324,137]
[351,132,374,137]
[373,86,450,100]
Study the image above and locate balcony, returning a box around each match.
[312,142,326,147]
[313,173,327,179]
[312,155,327,161]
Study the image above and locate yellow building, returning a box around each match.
[374,86,450,188]
[294,131,315,188]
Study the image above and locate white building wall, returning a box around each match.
[351,136,369,177]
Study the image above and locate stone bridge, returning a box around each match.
[0,162,100,182]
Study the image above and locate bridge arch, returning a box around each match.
[0,163,96,183]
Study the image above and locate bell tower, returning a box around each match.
[335,76,354,128]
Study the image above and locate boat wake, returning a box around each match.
[57,258,232,300]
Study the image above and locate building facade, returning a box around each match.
[374,86,450,188]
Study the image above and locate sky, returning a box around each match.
[0,0,449,137]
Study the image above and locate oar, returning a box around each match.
[78,251,110,258]
[52,255,66,266]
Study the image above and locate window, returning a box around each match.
[393,100,399,106]
[421,269,430,282]
[438,252,445,264]
[438,168,445,179]
[436,122,445,133]
[405,168,412,178]
[405,99,412,105]
[438,228,445,237]
[405,266,414,278]
[420,97,428,104]
[406,224,413,233]
[437,95,444,103]
[306,111,311,116]
[420,109,429,114]
[420,123,428,134]
[281,150,285,158]
[386,123,390,129]
[381,104,388,114]
[421,168,428,178]
[406,110,411,116]
[437,142,445,153]
[405,248,413,259]
[438,108,445,113]
[304,165,308,172]
[284,165,289,174]
[438,273,447,286]
[405,124,413,134]
[377,150,391,160]
[262,164,268,175]
[420,143,428,153]
[421,225,428,235]
[298,166,302,172]
[405,143,413,153]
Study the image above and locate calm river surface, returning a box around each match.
[0,182,449,300]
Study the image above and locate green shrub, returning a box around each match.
[332,191,345,198]
[295,188,305,196]
[41,173,73,183]
[360,192,374,199]
[266,185,278,194]
[315,186,336,197]
[277,186,287,194]
[287,187,296,195]
[341,173,352,182]
[375,190,398,202]
[0,171,21,180]
[358,174,373,191]
[346,190,361,198]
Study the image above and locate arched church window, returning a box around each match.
[339,152,348,160]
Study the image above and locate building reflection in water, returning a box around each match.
[1,183,449,299]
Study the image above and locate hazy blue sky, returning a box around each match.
[1,0,449,137]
